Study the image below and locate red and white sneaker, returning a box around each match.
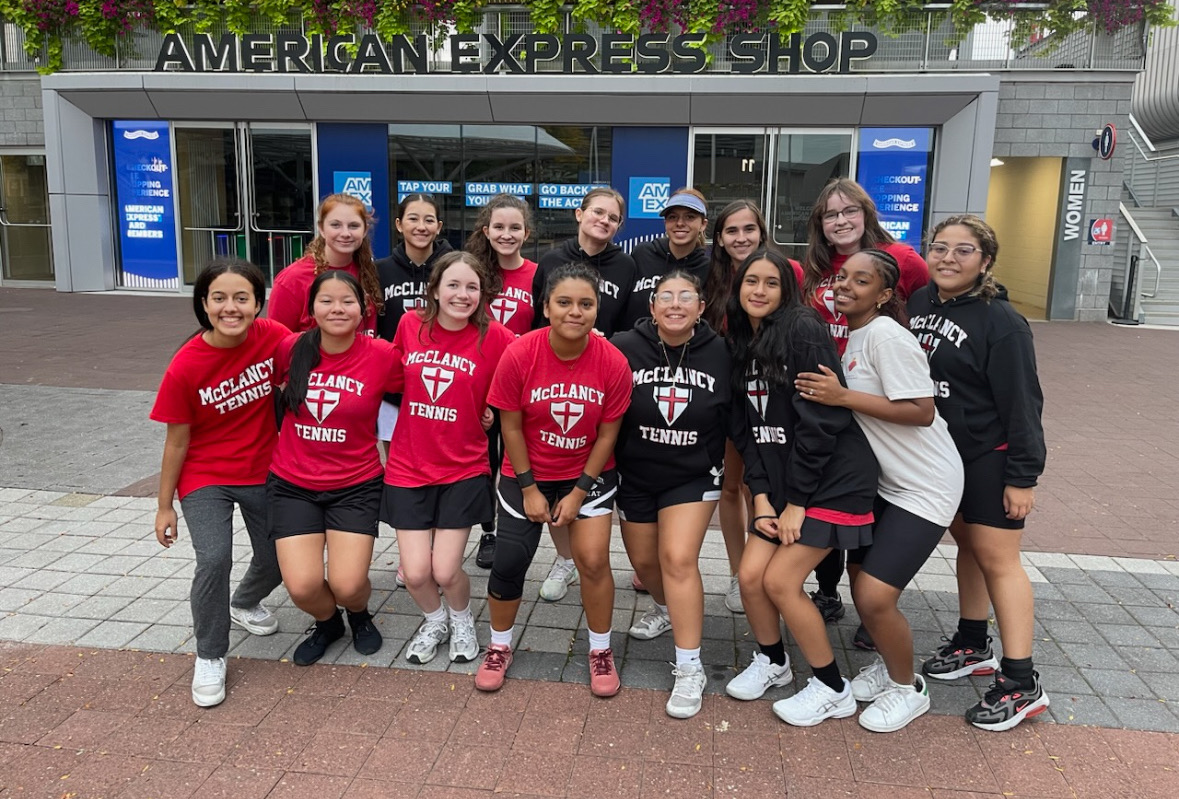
[589,648,621,697]
[474,644,513,692]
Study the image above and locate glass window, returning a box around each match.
[771,132,853,250]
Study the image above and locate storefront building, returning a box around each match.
[0,8,1149,321]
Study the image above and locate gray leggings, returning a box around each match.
[179,484,282,658]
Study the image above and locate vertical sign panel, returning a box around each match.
[317,123,392,259]
[611,128,689,253]
[112,120,179,289]
[1047,157,1088,320]
[856,128,932,247]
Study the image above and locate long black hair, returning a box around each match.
[282,270,365,415]
[725,248,824,387]
[192,257,267,330]
[704,200,770,331]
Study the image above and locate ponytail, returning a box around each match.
[282,328,323,415]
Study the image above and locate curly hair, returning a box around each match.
[464,193,532,297]
[928,214,1000,301]
[306,193,383,316]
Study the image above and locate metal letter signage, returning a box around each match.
[155,32,878,74]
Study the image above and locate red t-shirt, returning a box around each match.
[385,313,515,487]
[487,329,631,481]
[270,333,397,490]
[150,318,288,499]
[810,242,929,355]
[267,255,379,336]
[488,259,538,336]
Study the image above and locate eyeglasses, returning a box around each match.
[927,243,980,259]
[585,206,622,225]
[822,206,863,223]
[653,290,700,306]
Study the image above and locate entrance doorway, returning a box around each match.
[0,153,53,282]
[172,123,315,285]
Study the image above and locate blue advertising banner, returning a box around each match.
[538,183,605,209]
[856,128,933,246]
[611,128,689,250]
[112,120,179,288]
[318,123,391,258]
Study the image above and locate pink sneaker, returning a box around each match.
[589,648,621,697]
[474,644,513,692]
[631,573,647,593]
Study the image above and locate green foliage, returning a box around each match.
[0,0,1171,74]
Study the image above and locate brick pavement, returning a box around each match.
[3,287,1179,796]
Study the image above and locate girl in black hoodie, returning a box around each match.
[532,187,636,338]
[622,189,710,329]
[908,215,1048,732]
[375,192,454,587]
[611,270,731,720]
[726,249,879,728]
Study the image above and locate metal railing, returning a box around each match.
[0,7,1149,73]
[1112,202,1162,322]
[1123,115,1179,208]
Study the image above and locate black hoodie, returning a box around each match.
[906,284,1045,487]
[623,238,710,330]
[533,239,636,337]
[375,239,454,403]
[611,319,731,493]
[732,310,879,516]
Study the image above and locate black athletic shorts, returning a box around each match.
[380,475,492,530]
[748,513,873,551]
[616,472,722,524]
[267,473,382,539]
[847,497,946,589]
[496,469,618,539]
[960,449,1026,530]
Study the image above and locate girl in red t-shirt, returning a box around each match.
[151,258,287,709]
[800,178,931,649]
[380,252,514,666]
[268,193,383,335]
[465,194,540,570]
[269,271,399,667]
[476,263,632,697]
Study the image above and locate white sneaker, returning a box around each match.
[229,603,278,636]
[666,663,707,719]
[628,607,672,640]
[725,651,792,700]
[539,559,578,602]
[724,575,744,614]
[772,677,857,727]
[858,674,931,733]
[449,616,479,663]
[851,658,892,702]
[406,619,449,664]
[191,656,226,707]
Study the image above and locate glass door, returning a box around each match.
[770,130,855,255]
[246,124,315,282]
[0,153,53,282]
[174,124,242,285]
[688,128,772,224]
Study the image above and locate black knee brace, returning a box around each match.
[487,520,541,601]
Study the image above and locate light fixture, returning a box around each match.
[990,158,1004,167]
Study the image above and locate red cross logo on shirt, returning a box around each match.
[305,388,340,424]
[489,297,518,325]
[745,377,768,419]
[421,366,455,403]
[654,385,692,426]
[550,401,584,434]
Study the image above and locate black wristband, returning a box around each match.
[517,470,536,488]
[575,472,597,492]
[752,515,777,522]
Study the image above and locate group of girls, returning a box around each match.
[152,179,1048,736]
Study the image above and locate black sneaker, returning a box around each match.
[293,609,345,666]
[853,623,876,651]
[475,532,496,570]
[809,590,845,624]
[347,609,383,656]
[966,671,1050,731]
[921,634,999,681]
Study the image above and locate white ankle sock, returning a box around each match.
[675,646,701,668]
[490,626,514,648]
[588,628,612,651]
[654,602,668,615]
[424,605,447,624]
[448,604,473,624]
